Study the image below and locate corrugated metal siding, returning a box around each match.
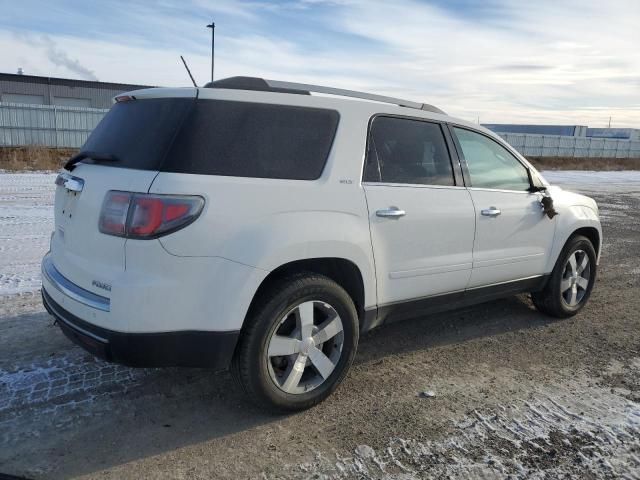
[0,103,107,148]
[498,133,640,159]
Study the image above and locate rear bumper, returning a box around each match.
[42,288,240,369]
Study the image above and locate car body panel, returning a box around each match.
[50,163,158,301]
[363,183,475,304]
[466,188,557,287]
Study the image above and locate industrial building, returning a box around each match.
[0,72,638,157]
[0,72,152,109]
[484,124,640,141]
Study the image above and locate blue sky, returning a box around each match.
[1,0,639,126]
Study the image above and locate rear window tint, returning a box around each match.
[163,100,339,180]
[81,98,193,171]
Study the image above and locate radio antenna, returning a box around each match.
[180,55,198,87]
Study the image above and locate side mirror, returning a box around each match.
[527,169,546,193]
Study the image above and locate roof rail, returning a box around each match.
[204,76,446,115]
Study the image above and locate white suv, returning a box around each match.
[42,77,602,410]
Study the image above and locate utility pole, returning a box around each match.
[608,116,611,128]
[206,21,215,83]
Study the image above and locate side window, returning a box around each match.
[453,127,530,191]
[364,117,455,186]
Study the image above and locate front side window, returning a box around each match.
[453,127,530,191]
[364,116,454,186]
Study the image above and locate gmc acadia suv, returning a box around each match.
[42,77,601,410]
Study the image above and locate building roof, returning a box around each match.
[0,72,153,91]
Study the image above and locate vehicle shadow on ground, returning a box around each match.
[2,295,556,479]
[356,294,553,365]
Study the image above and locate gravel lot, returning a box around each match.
[1,171,639,479]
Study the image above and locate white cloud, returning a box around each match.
[1,0,638,126]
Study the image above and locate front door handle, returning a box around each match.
[481,207,501,217]
[376,207,406,218]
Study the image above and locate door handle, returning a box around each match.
[376,207,406,218]
[481,207,501,217]
[64,178,84,192]
[55,173,84,192]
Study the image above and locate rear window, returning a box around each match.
[80,98,339,180]
[164,100,339,180]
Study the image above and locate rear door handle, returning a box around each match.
[376,207,406,218]
[55,173,84,192]
[481,207,501,217]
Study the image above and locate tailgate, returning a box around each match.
[50,164,158,295]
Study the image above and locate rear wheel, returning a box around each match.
[532,235,597,318]
[232,273,359,411]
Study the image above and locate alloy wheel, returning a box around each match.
[266,300,344,394]
[561,249,591,307]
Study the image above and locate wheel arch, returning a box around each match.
[571,226,600,257]
[243,257,367,330]
[544,202,602,273]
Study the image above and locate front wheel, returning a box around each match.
[532,235,597,318]
[232,273,359,411]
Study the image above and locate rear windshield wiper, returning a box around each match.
[64,151,119,171]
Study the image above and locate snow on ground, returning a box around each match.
[0,172,55,298]
[288,368,640,479]
[542,170,640,185]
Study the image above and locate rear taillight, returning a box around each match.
[99,191,204,239]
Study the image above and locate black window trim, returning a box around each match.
[446,123,535,193]
[362,113,464,188]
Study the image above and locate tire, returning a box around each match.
[531,235,597,318]
[232,273,359,411]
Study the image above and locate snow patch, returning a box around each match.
[0,173,56,296]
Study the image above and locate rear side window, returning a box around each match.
[81,98,193,171]
[164,100,339,180]
[364,116,454,186]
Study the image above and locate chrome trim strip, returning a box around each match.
[362,182,466,190]
[41,255,111,312]
[466,187,536,194]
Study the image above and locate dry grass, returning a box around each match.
[0,147,77,171]
[0,147,638,172]
[527,156,640,171]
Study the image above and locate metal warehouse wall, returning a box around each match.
[1,101,640,158]
[0,73,151,109]
[0,103,107,148]
[484,124,584,137]
[498,133,640,159]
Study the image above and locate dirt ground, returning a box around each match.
[1,171,639,479]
